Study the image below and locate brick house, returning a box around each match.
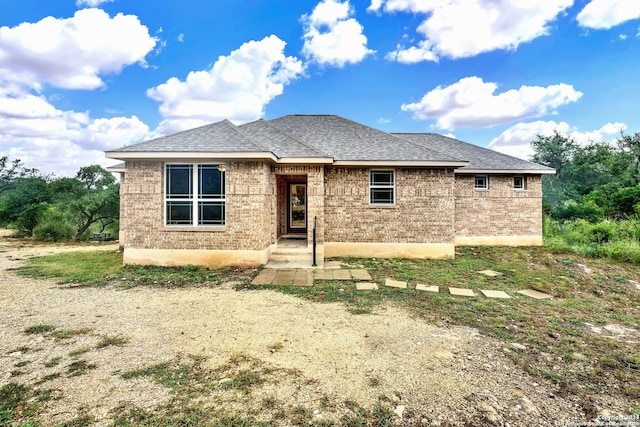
[106,115,554,268]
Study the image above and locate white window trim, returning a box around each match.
[474,175,489,191]
[513,176,525,190]
[165,163,226,227]
[369,169,396,206]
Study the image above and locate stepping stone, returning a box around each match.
[324,261,342,270]
[356,282,378,291]
[416,284,439,293]
[480,290,511,299]
[351,269,372,281]
[333,270,353,280]
[314,270,334,280]
[449,287,475,297]
[272,270,296,285]
[251,269,277,285]
[517,289,553,300]
[384,278,407,289]
[292,270,313,287]
[478,270,502,277]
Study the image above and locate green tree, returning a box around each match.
[0,176,52,233]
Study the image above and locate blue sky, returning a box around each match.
[1,0,640,175]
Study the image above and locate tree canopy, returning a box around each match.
[0,157,119,241]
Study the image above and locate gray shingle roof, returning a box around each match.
[268,115,462,162]
[394,133,554,173]
[238,119,328,158]
[110,120,266,153]
[106,114,552,173]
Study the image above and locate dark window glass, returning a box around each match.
[166,201,192,225]
[166,165,192,197]
[514,176,524,189]
[370,188,394,204]
[474,176,488,190]
[199,202,225,225]
[370,171,394,186]
[199,165,225,197]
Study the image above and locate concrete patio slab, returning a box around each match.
[272,270,296,285]
[251,269,277,285]
[351,269,373,281]
[356,282,378,291]
[332,270,353,280]
[480,290,511,299]
[416,284,439,293]
[517,289,553,300]
[449,287,476,297]
[314,270,335,280]
[323,261,342,270]
[293,270,313,287]
[384,278,407,289]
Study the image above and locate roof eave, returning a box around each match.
[331,160,469,167]
[456,168,556,175]
[277,157,334,164]
[105,151,278,162]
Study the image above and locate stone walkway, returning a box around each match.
[250,268,554,300]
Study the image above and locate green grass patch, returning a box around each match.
[95,335,128,349]
[66,360,97,377]
[52,328,93,341]
[16,250,123,286]
[24,324,56,335]
[16,250,255,288]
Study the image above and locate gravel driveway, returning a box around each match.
[0,235,590,426]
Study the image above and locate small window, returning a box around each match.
[474,175,488,190]
[370,170,395,205]
[513,176,525,190]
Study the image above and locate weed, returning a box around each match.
[52,328,93,341]
[55,415,95,427]
[14,360,31,368]
[44,357,62,367]
[261,396,278,409]
[24,324,55,335]
[69,347,92,357]
[10,370,24,377]
[66,360,97,377]
[95,335,128,349]
[7,346,30,354]
[38,372,61,383]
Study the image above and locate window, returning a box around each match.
[165,164,225,226]
[513,176,525,190]
[370,170,395,205]
[474,175,488,190]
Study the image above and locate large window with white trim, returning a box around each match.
[370,170,395,205]
[165,164,225,226]
[474,175,488,190]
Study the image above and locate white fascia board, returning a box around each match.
[332,160,469,167]
[277,157,333,164]
[105,151,278,162]
[456,169,556,175]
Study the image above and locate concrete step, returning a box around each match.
[269,253,312,262]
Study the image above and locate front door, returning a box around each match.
[288,183,307,234]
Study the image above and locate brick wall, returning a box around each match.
[323,167,455,244]
[455,175,542,237]
[121,160,274,251]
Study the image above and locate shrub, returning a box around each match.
[32,208,75,242]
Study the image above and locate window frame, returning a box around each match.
[474,175,489,191]
[165,163,226,227]
[369,169,396,206]
[513,176,525,190]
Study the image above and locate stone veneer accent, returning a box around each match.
[454,174,543,245]
[324,167,456,244]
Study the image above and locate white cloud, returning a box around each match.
[147,35,304,134]
[178,34,184,42]
[401,76,583,130]
[302,0,374,67]
[487,120,627,160]
[76,0,113,6]
[0,8,157,90]
[577,0,640,30]
[372,0,573,63]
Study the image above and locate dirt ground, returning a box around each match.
[0,233,620,426]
